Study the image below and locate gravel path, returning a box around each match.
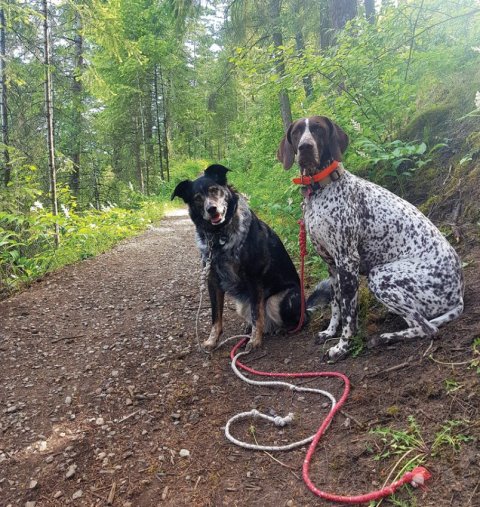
[1,209,479,507]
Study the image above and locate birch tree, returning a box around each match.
[42,0,59,245]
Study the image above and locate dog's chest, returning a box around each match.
[196,233,244,293]
[303,185,350,257]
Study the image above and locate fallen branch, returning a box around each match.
[339,409,364,429]
[107,482,116,505]
[428,355,472,367]
[51,334,84,344]
[117,410,140,424]
[367,361,411,377]
[252,430,300,480]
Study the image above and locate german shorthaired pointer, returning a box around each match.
[277,115,464,361]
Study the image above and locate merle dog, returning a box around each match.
[277,115,464,361]
[172,164,312,351]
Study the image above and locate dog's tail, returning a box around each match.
[306,279,332,313]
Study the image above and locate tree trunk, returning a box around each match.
[92,163,100,210]
[42,0,59,246]
[269,0,292,132]
[294,32,313,99]
[153,64,164,180]
[0,6,11,186]
[134,115,144,193]
[137,76,149,194]
[320,0,332,49]
[70,8,83,196]
[159,69,170,182]
[329,0,358,31]
[145,81,155,192]
[364,0,375,23]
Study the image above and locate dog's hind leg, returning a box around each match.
[203,279,225,351]
[367,260,462,347]
[429,302,464,327]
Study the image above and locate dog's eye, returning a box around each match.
[194,194,203,203]
[209,187,219,196]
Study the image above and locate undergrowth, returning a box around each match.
[0,159,205,298]
[368,416,473,506]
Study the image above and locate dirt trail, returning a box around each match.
[1,209,479,507]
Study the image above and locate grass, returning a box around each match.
[369,416,473,507]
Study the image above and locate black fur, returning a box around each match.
[172,164,303,350]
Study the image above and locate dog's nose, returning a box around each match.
[207,205,218,216]
[298,142,314,152]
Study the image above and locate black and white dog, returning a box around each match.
[172,164,315,351]
[277,115,464,361]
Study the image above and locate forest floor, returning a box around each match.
[1,209,479,507]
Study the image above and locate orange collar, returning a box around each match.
[292,160,340,186]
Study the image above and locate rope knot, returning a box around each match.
[273,413,294,427]
[409,467,431,488]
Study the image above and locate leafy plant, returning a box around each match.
[353,138,446,194]
[370,416,472,506]
[444,379,463,394]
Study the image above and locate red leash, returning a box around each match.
[290,218,307,333]
[230,338,431,503]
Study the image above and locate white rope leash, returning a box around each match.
[194,247,338,452]
[195,256,211,353]
[225,345,337,452]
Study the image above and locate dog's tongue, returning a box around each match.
[211,213,222,224]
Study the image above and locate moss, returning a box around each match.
[385,405,400,417]
[401,105,453,143]
[464,131,480,151]
[418,194,440,214]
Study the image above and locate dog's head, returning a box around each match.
[276,116,349,175]
[171,164,236,228]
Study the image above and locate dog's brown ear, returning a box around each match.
[276,123,295,170]
[326,118,349,161]
[171,180,193,203]
[205,164,230,185]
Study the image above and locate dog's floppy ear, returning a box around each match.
[204,164,230,185]
[326,118,349,161]
[171,180,193,203]
[276,123,295,170]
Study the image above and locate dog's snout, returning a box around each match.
[207,205,218,216]
[298,142,314,152]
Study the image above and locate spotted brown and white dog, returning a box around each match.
[172,164,305,351]
[277,115,464,361]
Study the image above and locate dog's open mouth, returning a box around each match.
[210,213,223,225]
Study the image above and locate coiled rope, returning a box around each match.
[225,339,431,504]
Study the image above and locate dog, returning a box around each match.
[171,164,310,351]
[277,115,464,361]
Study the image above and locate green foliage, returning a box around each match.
[0,156,206,297]
[0,196,167,297]
[352,138,447,194]
[2,0,479,298]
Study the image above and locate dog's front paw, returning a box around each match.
[326,342,349,362]
[202,336,218,352]
[316,330,336,344]
[245,337,262,353]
